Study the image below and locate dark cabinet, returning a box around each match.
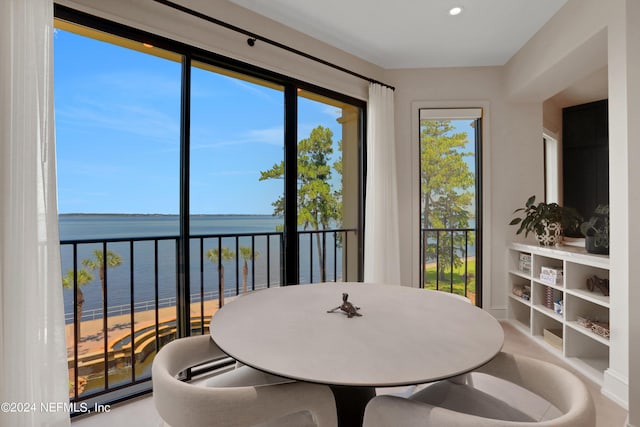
[562,99,609,223]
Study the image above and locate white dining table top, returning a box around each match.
[210,282,504,387]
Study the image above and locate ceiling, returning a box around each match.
[228,0,569,69]
[549,67,608,108]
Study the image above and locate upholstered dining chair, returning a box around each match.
[363,351,595,427]
[152,334,337,427]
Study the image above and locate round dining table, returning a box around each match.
[210,282,504,426]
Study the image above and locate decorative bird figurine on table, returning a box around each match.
[327,293,362,318]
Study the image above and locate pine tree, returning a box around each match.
[260,125,342,282]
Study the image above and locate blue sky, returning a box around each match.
[54,29,343,215]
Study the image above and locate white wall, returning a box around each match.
[611,1,640,423]
[505,0,609,102]
[384,66,544,317]
[505,0,635,413]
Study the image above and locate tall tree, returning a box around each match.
[239,246,260,294]
[420,120,475,280]
[260,125,342,282]
[62,268,94,336]
[207,247,235,306]
[82,249,123,308]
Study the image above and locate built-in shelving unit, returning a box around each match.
[507,243,610,385]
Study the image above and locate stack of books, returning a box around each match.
[545,286,554,309]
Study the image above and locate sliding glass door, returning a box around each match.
[296,91,361,284]
[188,61,285,331]
[54,6,365,405]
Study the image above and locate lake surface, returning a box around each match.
[59,214,344,321]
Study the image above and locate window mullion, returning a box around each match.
[178,54,192,338]
[284,85,298,285]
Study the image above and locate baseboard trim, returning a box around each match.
[603,368,629,410]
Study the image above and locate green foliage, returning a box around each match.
[423,258,476,297]
[239,246,260,293]
[260,125,342,281]
[260,125,342,230]
[82,249,123,279]
[62,268,94,329]
[420,120,475,276]
[239,246,260,262]
[206,247,235,305]
[509,195,582,237]
[62,268,94,289]
[206,247,235,264]
[81,249,123,306]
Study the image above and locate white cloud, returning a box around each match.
[190,126,284,150]
[321,105,341,119]
[56,99,180,144]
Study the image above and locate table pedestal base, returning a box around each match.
[329,385,376,427]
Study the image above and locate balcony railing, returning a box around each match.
[61,228,356,405]
[420,227,477,304]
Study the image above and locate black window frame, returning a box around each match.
[54,3,366,407]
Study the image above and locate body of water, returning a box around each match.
[59,214,345,321]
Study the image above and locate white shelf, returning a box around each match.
[507,243,611,386]
[510,242,609,269]
[532,304,563,322]
[532,278,563,291]
[509,293,531,306]
[566,321,610,346]
[565,288,610,308]
[509,269,531,280]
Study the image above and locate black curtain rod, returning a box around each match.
[151,0,395,91]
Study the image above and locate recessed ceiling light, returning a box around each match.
[449,6,463,16]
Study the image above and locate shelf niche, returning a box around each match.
[507,243,610,386]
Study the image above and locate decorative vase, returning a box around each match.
[585,235,609,255]
[536,221,562,246]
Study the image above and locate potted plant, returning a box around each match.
[580,204,609,254]
[509,195,582,246]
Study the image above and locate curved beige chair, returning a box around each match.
[363,352,595,427]
[153,335,337,427]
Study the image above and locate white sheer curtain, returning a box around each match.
[364,83,401,284]
[1,1,70,426]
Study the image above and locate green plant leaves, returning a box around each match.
[525,195,536,208]
[509,195,581,239]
